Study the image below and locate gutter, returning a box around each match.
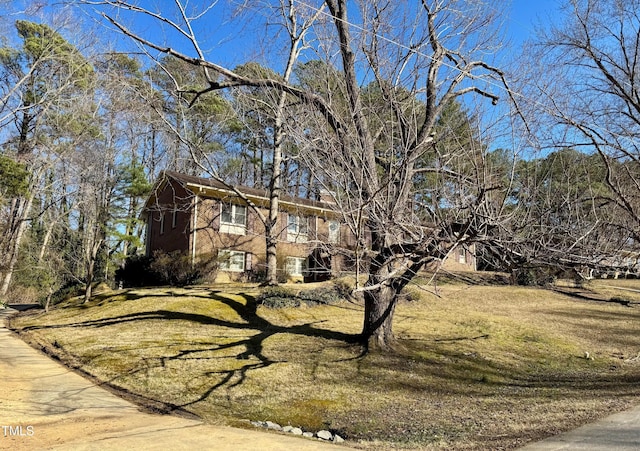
[184,182,338,217]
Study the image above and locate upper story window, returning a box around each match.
[287,214,308,243]
[220,203,247,235]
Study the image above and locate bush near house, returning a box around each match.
[116,251,218,287]
[257,284,347,308]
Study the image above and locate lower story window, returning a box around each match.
[286,256,307,277]
[458,247,466,264]
[219,250,245,272]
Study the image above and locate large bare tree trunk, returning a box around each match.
[264,92,285,286]
[362,283,398,350]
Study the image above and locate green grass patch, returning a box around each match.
[10,281,640,450]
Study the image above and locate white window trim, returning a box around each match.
[458,247,466,264]
[219,250,246,272]
[328,220,339,244]
[287,214,308,243]
[220,203,247,235]
[159,212,165,235]
[286,256,306,277]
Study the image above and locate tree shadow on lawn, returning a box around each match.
[17,289,364,412]
[17,289,640,418]
[535,305,640,350]
[370,336,640,403]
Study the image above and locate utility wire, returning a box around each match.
[288,0,640,152]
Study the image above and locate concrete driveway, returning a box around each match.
[517,405,640,450]
[0,307,352,451]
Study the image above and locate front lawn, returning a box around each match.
[9,280,640,450]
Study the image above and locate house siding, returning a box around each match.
[146,178,192,255]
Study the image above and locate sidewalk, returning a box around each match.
[0,307,352,451]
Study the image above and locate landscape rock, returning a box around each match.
[316,430,333,441]
[265,421,282,431]
[248,418,346,443]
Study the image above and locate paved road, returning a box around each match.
[0,307,352,451]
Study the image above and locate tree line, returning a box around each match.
[1,0,639,349]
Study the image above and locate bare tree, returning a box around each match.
[232,1,326,285]
[284,0,514,349]
[0,19,94,297]
[527,0,640,251]
[84,0,515,350]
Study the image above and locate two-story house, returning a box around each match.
[143,171,353,282]
[142,171,477,282]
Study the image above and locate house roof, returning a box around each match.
[144,170,338,216]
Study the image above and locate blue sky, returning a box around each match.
[1,1,562,63]
[198,1,564,68]
[0,0,565,157]
[507,0,560,44]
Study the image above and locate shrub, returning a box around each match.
[244,268,266,283]
[298,287,343,305]
[48,281,85,305]
[117,251,218,287]
[257,285,349,309]
[115,254,155,287]
[513,267,558,286]
[332,279,354,299]
[257,286,300,308]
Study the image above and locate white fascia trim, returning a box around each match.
[185,182,337,216]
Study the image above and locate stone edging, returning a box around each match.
[249,420,345,443]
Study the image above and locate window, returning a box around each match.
[159,212,165,235]
[219,250,245,272]
[458,247,466,264]
[286,257,307,277]
[172,210,178,229]
[328,220,339,244]
[220,203,247,235]
[287,214,308,243]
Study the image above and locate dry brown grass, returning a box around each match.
[9,279,640,450]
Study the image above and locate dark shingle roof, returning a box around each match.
[162,170,334,212]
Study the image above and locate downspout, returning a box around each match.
[145,212,151,257]
[191,194,199,267]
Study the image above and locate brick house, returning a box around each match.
[142,171,476,282]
